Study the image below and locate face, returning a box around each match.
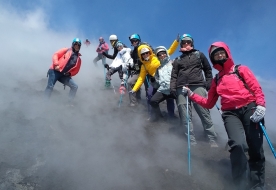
[141,51,150,60]
[99,39,104,43]
[73,43,81,51]
[110,40,116,46]
[213,50,227,61]
[157,51,167,61]
[180,40,193,51]
[131,39,139,47]
[117,45,123,51]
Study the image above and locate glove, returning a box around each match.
[176,33,180,42]
[182,86,193,96]
[102,52,107,56]
[119,86,126,94]
[170,90,177,99]
[250,105,266,123]
[104,64,109,70]
[64,72,71,77]
[150,77,156,83]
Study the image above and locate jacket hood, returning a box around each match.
[138,44,154,63]
[155,46,170,65]
[208,41,234,72]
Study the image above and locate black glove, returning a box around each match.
[64,72,71,77]
[150,77,156,83]
[170,90,177,99]
[102,52,107,56]
[104,64,109,70]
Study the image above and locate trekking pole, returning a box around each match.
[145,75,151,116]
[259,122,276,159]
[186,94,191,175]
[215,104,229,150]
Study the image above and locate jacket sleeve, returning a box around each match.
[69,58,82,76]
[132,66,146,92]
[167,40,179,56]
[52,48,69,66]
[170,59,178,91]
[239,66,266,107]
[200,52,213,89]
[102,43,109,51]
[103,47,117,59]
[189,79,219,109]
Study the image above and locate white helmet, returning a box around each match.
[140,47,150,54]
[109,34,118,41]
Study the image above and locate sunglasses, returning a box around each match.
[157,51,166,57]
[73,42,81,46]
[131,39,139,43]
[214,51,226,57]
[181,40,192,44]
[141,52,149,56]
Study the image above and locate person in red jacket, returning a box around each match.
[44,38,82,100]
[182,42,266,190]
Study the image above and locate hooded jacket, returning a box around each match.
[170,49,213,91]
[109,48,133,69]
[50,48,81,76]
[132,45,160,92]
[152,46,173,95]
[190,41,265,111]
[96,41,109,54]
[102,41,127,59]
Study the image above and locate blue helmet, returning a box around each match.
[180,34,193,41]
[129,33,141,41]
[180,34,194,47]
[72,38,81,46]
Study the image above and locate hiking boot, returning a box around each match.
[209,140,219,148]
[189,135,197,146]
[105,80,111,88]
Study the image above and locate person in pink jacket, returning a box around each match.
[182,42,266,190]
[44,38,82,101]
[93,37,109,66]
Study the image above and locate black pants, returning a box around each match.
[106,65,123,81]
[222,102,265,189]
[150,90,175,119]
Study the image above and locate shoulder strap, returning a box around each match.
[215,74,219,85]
[233,64,254,95]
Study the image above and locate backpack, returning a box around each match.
[215,64,254,95]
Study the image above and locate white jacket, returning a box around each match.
[110,48,133,70]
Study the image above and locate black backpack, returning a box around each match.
[215,64,254,95]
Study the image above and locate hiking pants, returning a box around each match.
[222,102,265,189]
[44,69,78,100]
[127,73,141,105]
[106,65,124,84]
[176,85,217,140]
[93,53,106,66]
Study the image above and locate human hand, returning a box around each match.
[182,86,193,96]
[104,64,109,70]
[250,105,266,123]
[54,65,60,71]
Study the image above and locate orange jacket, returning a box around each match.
[50,48,82,76]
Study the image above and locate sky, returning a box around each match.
[1,1,276,188]
[2,0,276,79]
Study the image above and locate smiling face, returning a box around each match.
[180,40,193,51]
[73,43,81,52]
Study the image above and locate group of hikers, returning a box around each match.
[43,33,267,190]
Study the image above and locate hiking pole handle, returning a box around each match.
[259,122,276,159]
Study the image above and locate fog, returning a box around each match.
[1,4,275,190]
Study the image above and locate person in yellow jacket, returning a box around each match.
[130,34,180,94]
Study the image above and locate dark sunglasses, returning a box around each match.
[157,51,166,57]
[141,52,149,56]
[181,40,192,44]
[73,42,81,46]
[131,39,139,43]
